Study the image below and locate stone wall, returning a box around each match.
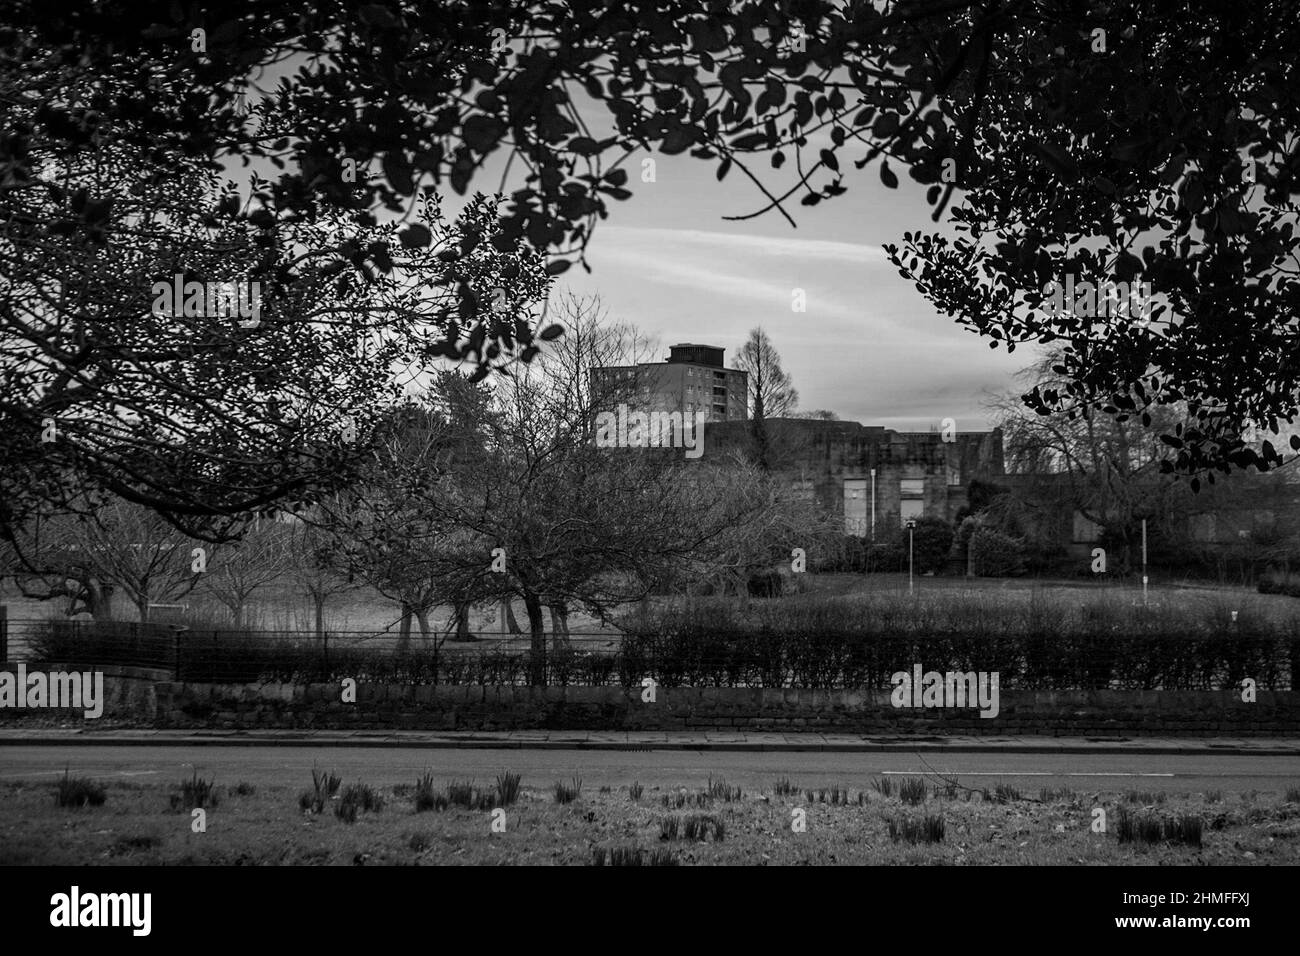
[0,663,166,722]
[148,682,1300,735]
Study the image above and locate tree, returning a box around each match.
[315,391,503,654]
[9,2,1295,477]
[736,327,799,420]
[0,36,556,539]
[735,327,798,472]
[791,410,840,421]
[194,517,290,626]
[281,506,358,642]
[12,498,207,622]
[419,296,793,683]
[992,350,1194,572]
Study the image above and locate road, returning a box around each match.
[2,745,1298,794]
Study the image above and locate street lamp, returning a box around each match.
[906,517,917,595]
[870,468,876,540]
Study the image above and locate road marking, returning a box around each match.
[883,770,1175,777]
[0,769,160,779]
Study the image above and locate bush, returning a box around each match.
[414,772,448,812]
[170,771,218,811]
[660,813,725,842]
[815,535,867,573]
[911,517,955,574]
[56,770,106,808]
[553,777,582,804]
[617,592,1299,690]
[746,568,783,598]
[335,783,384,823]
[888,814,945,844]
[1259,571,1300,598]
[865,532,905,572]
[970,528,1026,576]
[299,768,341,814]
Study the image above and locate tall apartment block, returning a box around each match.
[592,343,749,421]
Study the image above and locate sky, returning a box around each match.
[549,148,1035,432]
[231,59,1037,434]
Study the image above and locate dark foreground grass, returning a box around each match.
[2,777,1297,865]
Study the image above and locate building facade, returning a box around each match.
[702,417,1005,536]
[592,343,749,422]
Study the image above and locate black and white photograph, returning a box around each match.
[0,0,1294,933]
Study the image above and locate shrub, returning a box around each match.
[889,814,945,844]
[414,772,447,812]
[448,780,488,810]
[56,770,106,808]
[970,528,1026,577]
[865,533,905,573]
[299,768,341,814]
[898,778,928,805]
[629,781,644,801]
[1259,571,1300,598]
[818,535,867,573]
[747,569,783,598]
[911,517,955,574]
[495,772,522,807]
[661,789,710,809]
[773,777,797,797]
[335,783,383,823]
[554,777,582,804]
[591,845,678,866]
[707,776,742,802]
[1116,809,1202,847]
[993,783,1021,803]
[170,771,218,811]
[660,813,725,842]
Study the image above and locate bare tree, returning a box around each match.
[194,517,291,626]
[736,328,799,419]
[990,350,1194,571]
[426,297,798,682]
[12,498,208,621]
[734,327,799,472]
[278,498,363,640]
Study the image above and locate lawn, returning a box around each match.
[4,772,1297,865]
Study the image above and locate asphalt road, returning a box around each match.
[2,745,1298,794]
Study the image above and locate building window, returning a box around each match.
[901,499,924,524]
[900,478,924,496]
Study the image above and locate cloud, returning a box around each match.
[561,224,1031,430]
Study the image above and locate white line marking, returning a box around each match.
[0,770,65,779]
[0,769,160,779]
[882,770,1176,777]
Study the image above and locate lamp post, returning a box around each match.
[870,468,876,540]
[906,517,917,595]
[1141,518,1148,607]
